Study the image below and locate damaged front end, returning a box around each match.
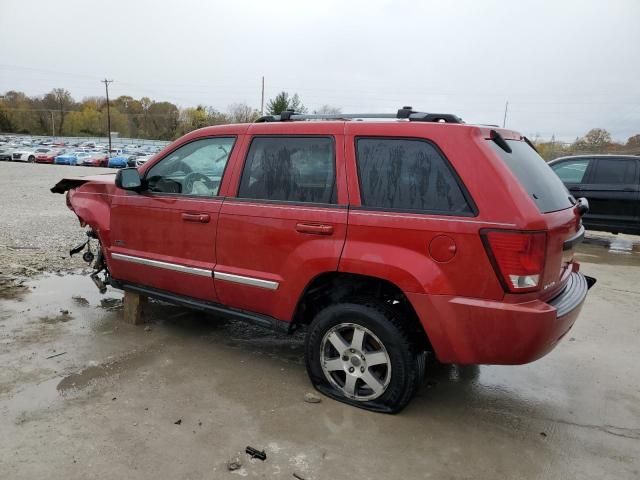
[52,174,117,294]
[70,230,110,293]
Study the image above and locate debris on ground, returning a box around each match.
[174,419,182,425]
[246,446,267,461]
[72,295,90,307]
[144,325,152,332]
[100,298,122,311]
[303,392,322,404]
[293,473,306,480]
[60,309,70,315]
[45,351,67,359]
[227,454,242,471]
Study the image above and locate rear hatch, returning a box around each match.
[486,134,582,299]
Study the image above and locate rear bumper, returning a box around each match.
[408,272,595,365]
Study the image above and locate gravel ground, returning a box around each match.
[1,161,639,479]
[0,162,107,283]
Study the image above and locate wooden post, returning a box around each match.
[122,291,147,325]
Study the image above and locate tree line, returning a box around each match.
[1,88,638,160]
[0,88,340,140]
[533,128,640,160]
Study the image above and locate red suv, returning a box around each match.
[52,108,595,413]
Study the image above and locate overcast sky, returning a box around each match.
[1,0,639,141]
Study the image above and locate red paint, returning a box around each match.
[429,235,457,263]
[61,120,591,365]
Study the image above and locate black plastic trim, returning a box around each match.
[110,278,291,333]
[548,272,595,318]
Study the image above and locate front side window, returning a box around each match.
[356,138,472,214]
[591,159,637,185]
[145,137,235,196]
[238,137,335,203]
[552,159,590,183]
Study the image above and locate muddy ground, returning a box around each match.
[1,162,639,479]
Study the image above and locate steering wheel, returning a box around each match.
[183,172,215,194]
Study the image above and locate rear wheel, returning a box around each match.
[28,155,35,162]
[304,299,425,413]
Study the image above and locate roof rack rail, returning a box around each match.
[254,106,463,124]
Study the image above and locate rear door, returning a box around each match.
[550,157,593,198]
[579,157,639,231]
[214,123,348,322]
[109,136,238,302]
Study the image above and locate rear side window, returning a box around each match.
[238,137,335,203]
[488,140,573,213]
[591,158,637,185]
[551,159,590,183]
[355,138,473,214]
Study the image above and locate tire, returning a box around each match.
[304,298,425,413]
[28,155,35,163]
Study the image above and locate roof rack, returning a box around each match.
[254,106,464,124]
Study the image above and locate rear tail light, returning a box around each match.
[481,230,546,293]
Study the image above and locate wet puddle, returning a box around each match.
[576,232,640,266]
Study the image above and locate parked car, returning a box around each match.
[127,154,153,167]
[11,147,44,162]
[107,155,133,168]
[82,151,109,167]
[0,146,14,161]
[52,108,595,413]
[549,155,640,235]
[35,148,66,164]
[55,152,93,166]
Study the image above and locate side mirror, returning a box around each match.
[575,197,589,217]
[115,167,143,192]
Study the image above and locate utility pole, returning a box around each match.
[102,79,113,152]
[260,76,265,115]
[502,100,509,128]
[50,111,55,137]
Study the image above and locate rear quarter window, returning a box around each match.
[356,138,473,215]
[488,139,573,213]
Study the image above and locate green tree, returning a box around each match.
[266,91,307,115]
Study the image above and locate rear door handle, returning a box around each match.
[182,213,210,223]
[622,187,635,192]
[295,223,334,235]
[569,186,582,191]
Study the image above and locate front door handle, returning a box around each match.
[182,213,210,223]
[296,223,334,235]
[569,186,582,191]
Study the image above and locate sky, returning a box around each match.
[1,0,639,141]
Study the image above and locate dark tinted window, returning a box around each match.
[551,159,590,183]
[355,138,472,214]
[488,140,573,213]
[239,137,335,203]
[591,158,637,185]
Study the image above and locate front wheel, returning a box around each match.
[28,155,35,162]
[304,299,425,413]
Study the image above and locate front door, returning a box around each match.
[109,136,237,301]
[214,128,348,322]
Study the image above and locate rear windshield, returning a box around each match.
[488,139,573,213]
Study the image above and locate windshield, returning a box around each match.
[488,139,574,213]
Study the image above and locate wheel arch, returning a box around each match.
[292,271,432,351]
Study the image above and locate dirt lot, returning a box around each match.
[1,162,639,479]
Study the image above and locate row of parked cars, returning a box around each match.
[0,136,162,168]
